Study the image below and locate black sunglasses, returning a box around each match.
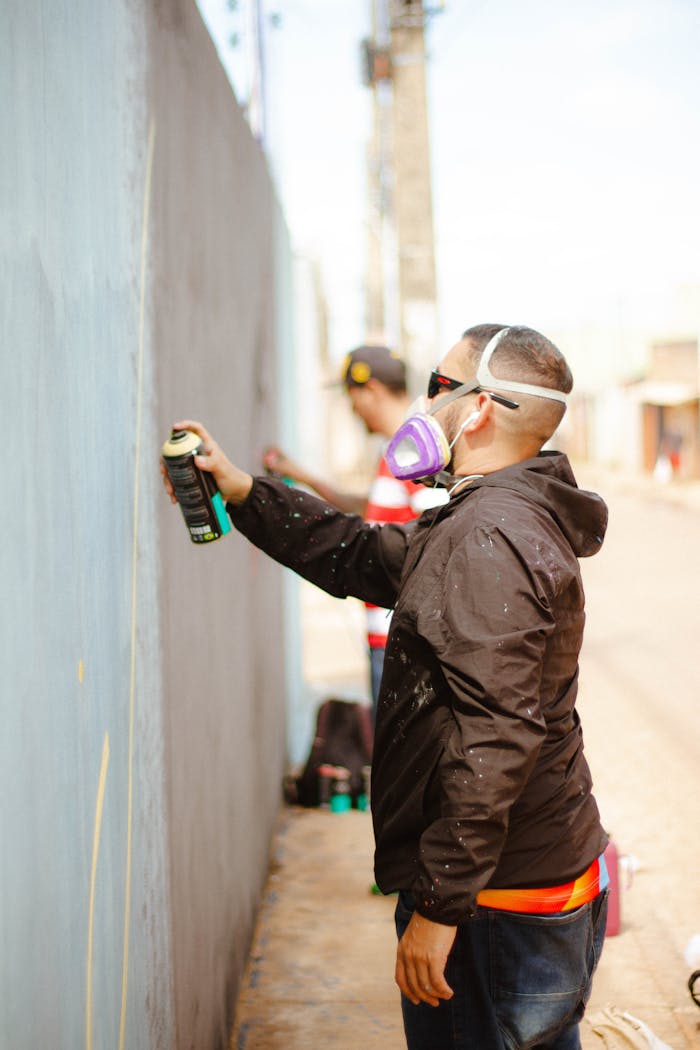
[428,370,520,410]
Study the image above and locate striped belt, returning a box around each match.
[476,853,609,914]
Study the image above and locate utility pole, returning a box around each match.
[364,3,388,339]
[362,0,439,379]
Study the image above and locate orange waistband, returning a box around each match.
[476,854,609,914]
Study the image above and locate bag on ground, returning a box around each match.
[288,698,373,808]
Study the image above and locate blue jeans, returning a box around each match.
[369,645,385,722]
[395,889,608,1050]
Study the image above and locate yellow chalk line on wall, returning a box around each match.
[86,732,110,1050]
[119,116,156,1050]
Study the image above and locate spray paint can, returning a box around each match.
[330,767,352,813]
[161,429,232,544]
[317,764,336,809]
[357,765,372,812]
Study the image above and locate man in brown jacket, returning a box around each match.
[163,324,609,1050]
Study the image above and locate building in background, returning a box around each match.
[631,339,700,480]
[564,334,700,482]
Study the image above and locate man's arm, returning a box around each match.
[262,446,366,515]
[162,420,408,609]
[231,474,407,608]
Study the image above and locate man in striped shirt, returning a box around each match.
[263,345,445,719]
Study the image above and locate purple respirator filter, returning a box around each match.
[385,415,451,481]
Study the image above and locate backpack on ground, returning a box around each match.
[287,698,373,808]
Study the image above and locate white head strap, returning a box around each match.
[477,328,568,404]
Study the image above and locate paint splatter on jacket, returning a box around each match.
[229,452,609,925]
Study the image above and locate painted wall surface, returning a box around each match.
[148,3,291,1046]
[1,2,292,1047]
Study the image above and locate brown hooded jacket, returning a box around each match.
[230,451,609,925]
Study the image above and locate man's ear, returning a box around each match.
[463,393,493,431]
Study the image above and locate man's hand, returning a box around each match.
[161,420,253,506]
[262,445,305,483]
[396,911,457,1007]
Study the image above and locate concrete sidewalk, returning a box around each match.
[231,803,700,1050]
[231,808,399,1049]
[231,467,700,1049]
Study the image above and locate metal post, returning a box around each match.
[388,0,439,378]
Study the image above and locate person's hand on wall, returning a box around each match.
[160,420,253,506]
[262,445,306,484]
[262,442,364,514]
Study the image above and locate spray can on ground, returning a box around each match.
[330,767,352,813]
[161,429,232,544]
[357,765,372,812]
[317,765,336,809]
[603,837,621,936]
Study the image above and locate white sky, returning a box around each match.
[198,0,700,385]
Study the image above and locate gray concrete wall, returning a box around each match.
[149,3,291,1046]
[1,2,292,1047]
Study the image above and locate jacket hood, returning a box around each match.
[451,452,608,558]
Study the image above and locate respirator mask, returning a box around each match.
[385,328,568,485]
[385,394,477,484]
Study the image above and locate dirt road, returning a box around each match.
[576,469,700,1047]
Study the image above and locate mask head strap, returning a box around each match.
[477,328,568,405]
[425,382,479,416]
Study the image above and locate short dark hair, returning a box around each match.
[462,324,573,396]
[460,323,572,444]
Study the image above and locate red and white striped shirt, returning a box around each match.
[363,455,447,648]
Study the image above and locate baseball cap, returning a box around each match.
[339,345,407,389]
